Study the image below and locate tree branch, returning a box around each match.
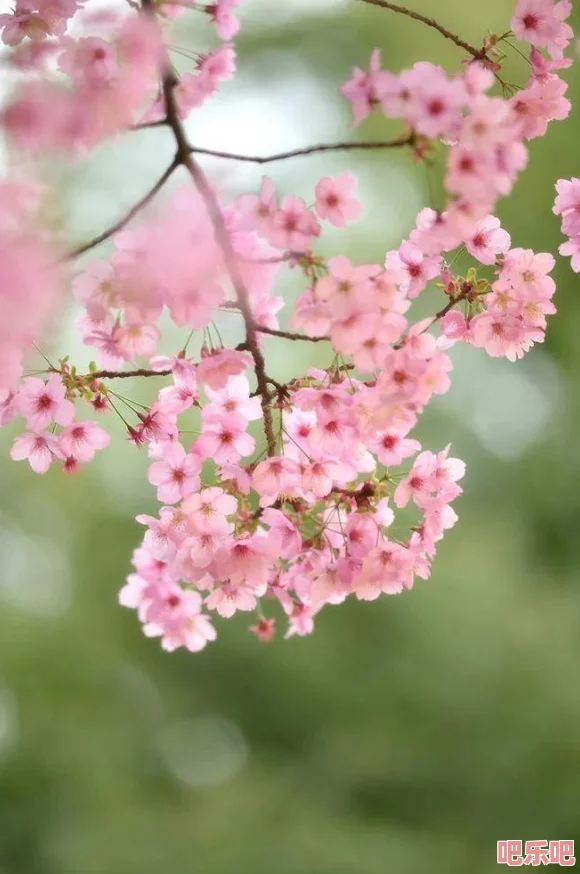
[255,325,329,342]
[87,368,172,380]
[130,118,169,131]
[359,0,488,61]
[64,157,180,260]
[144,0,277,457]
[188,136,415,164]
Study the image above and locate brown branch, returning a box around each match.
[255,325,329,342]
[188,136,414,164]
[393,287,470,350]
[64,157,180,260]
[130,118,169,131]
[87,368,172,380]
[431,291,468,323]
[50,365,172,380]
[143,0,277,457]
[359,0,488,60]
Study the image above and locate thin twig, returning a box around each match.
[359,0,488,61]
[50,365,172,380]
[88,368,172,380]
[130,118,169,131]
[393,288,471,350]
[430,288,470,324]
[255,325,329,342]
[64,157,180,260]
[188,136,414,164]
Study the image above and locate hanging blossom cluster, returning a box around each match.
[0,0,574,652]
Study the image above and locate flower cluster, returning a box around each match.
[0,0,575,653]
[2,13,163,151]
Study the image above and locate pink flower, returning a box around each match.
[203,374,261,423]
[198,43,236,83]
[512,0,573,59]
[206,583,257,618]
[249,617,276,642]
[285,603,315,638]
[10,431,62,474]
[114,323,160,360]
[370,431,421,467]
[0,0,80,46]
[346,513,378,560]
[402,62,467,139]
[268,196,320,252]
[158,610,217,653]
[207,0,242,40]
[440,310,469,341]
[166,280,224,330]
[218,462,251,494]
[340,49,397,126]
[386,241,441,299]
[469,312,525,358]
[178,533,221,576]
[315,256,378,318]
[0,390,16,427]
[148,443,201,504]
[59,421,110,463]
[314,173,362,228]
[215,534,274,587]
[252,457,301,506]
[140,583,217,653]
[59,37,118,88]
[394,449,453,509]
[72,259,117,320]
[291,289,332,338]
[352,541,414,599]
[559,235,580,272]
[16,374,75,431]
[530,46,572,81]
[183,486,237,535]
[235,176,277,235]
[511,74,571,140]
[301,460,345,498]
[137,507,189,560]
[195,412,255,463]
[501,248,556,300]
[409,208,459,256]
[445,146,497,203]
[466,215,511,265]
[157,366,198,416]
[261,508,301,560]
[196,349,250,390]
[554,177,580,238]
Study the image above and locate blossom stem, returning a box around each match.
[359,0,488,61]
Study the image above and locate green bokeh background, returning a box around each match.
[1,1,580,871]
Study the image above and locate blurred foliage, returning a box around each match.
[1,1,580,872]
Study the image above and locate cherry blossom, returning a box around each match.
[314,173,363,228]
